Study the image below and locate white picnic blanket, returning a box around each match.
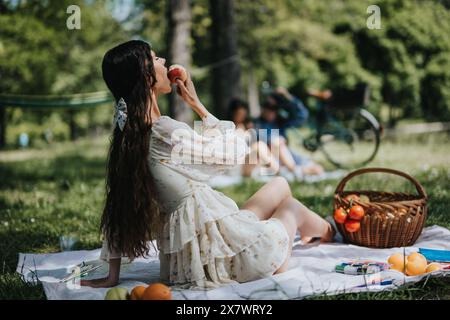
[16,225,450,300]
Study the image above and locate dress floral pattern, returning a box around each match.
[100,112,290,289]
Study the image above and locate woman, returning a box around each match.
[81,40,334,289]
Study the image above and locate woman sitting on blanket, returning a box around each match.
[81,40,335,289]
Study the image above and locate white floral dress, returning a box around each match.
[100,112,290,289]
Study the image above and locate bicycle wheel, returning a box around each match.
[318,108,381,168]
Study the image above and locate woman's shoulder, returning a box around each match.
[153,115,188,128]
[153,115,172,125]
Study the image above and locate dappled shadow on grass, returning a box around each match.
[0,154,106,190]
[0,273,46,300]
[0,228,60,270]
[0,222,103,270]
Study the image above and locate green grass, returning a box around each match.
[0,132,449,300]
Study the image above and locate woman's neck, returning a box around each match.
[150,92,161,122]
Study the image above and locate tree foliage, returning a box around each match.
[1,0,450,147]
[0,0,129,145]
[234,0,450,121]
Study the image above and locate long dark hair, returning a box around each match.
[100,40,160,259]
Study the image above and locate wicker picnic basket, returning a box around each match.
[334,168,428,248]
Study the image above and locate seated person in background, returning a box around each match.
[253,87,324,179]
[227,98,253,130]
[228,98,279,177]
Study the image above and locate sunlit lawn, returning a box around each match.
[0,132,449,299]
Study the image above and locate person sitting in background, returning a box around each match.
[227,98,252,130]
[253,87,325,179]
[227,98,279,177]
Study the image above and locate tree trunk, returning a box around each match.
[247,67,260,118]
[0,106,6,148]
[167,0,193,124]
[210,0,241,119]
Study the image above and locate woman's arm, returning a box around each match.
[80,258,121,288]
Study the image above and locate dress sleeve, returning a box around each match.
[200,112,234,134]
[170,112,250,168]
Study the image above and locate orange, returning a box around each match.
[388,253,406,272]
[141,283,172,300]
[426,263,442,273]
[405,258,427,276]
[130,285,147,300]
[407,252,427,265]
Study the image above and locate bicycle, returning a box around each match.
[292,84,382,169]
[288,84,382,169]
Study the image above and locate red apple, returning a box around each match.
[167,64,188,84]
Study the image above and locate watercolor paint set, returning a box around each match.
[335,260,390,275]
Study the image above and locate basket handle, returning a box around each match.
[335,167,427,198]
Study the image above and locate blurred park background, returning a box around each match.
[0,0,450,299]
[1,0,450,147]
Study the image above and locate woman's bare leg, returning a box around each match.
[269,202,297,274]
[241,176,291,220]
[271,196,334,273]
[241,177,333,275]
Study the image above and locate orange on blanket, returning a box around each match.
[141,283,172,300]
[130,285,147,300]
[405,252,427,276]
[426,263,442,273]
[388,252,428,276]
[388,253,407,272]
